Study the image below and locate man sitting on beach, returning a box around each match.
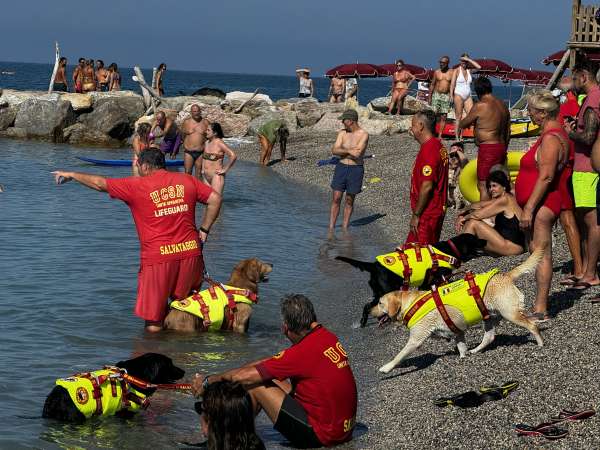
[406,110,448,244]
[329,109,369,231]
[329,74,346,103]
[459,77,510,201]
[191,294,357,448]
[52,149,222,332]
[181,104,209,177]
[152,111,181,159]
[429,56,454,139]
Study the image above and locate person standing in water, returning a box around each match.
[52,57,69,92]
[152,111,181,159]
[181,104,209,178]
[132,123,153,176]
[201,122,237,195]
[155,63,167,96]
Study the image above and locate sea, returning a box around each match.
[0,61,526,106]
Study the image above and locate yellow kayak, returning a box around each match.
[510,121,540,138]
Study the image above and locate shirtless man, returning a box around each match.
[53,57,69,92]
[81,60,97,93]
[329,75,346,103]
[387,59,415,115]
[96,60,109,91]
[329,109,369,230]
[152,111,181,159]
[72,58,85,93]
[429,56,454,138]
[459,76,510,200]
[181,104,209,177]
[202,122,238,194]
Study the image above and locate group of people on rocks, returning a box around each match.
[298,68,359,107]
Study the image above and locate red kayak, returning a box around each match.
[435,121,474,139]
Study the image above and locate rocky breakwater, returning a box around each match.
[0,88,432,148]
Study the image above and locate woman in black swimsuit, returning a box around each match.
[456,170,526,256]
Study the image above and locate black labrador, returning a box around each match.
[43,353,185,422]
[336,234,487,327]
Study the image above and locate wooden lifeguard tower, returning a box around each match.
[547,0,600,88]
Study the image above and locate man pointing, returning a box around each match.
[53,149,222,332]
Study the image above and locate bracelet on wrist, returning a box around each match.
[199,226,210,234]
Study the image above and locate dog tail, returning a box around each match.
[507,245,545,281]
[335,256,376,273]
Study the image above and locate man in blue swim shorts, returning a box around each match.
[329,109,369,231]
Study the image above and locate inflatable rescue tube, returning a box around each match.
[458,151,524,203]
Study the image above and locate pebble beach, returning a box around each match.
[234,131,600,449]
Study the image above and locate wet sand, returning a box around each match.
[235,131,600,449]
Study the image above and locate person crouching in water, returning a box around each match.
[257,119,289,166]
[195,381,265,450]
[201,123,238,195]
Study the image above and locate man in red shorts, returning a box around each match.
[192,294,357,448]
[406,110,449,245]
[459,76,510,200]
[53,149,222,332]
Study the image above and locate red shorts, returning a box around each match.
[405,212,445,245]
[135,255,204,323]
[477,143,507,181]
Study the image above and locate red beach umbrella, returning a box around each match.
[469,58,514,74]
[503,68,553,86]
[379,63,433,81]
[542,49,600,65]
[325,63,387,78]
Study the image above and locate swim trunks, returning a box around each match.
[431,91,451,115]
[274,395,323,448]
[405,212,445,245]
[476,143,507,181]
[53,82,68,92]
[184,149,204,162]
[573,171,599,208]
[99,83,109,92]
[136,255,204,322]
[331,162,364,195]
[160,133,182,155]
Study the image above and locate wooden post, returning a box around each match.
[546,49,571,91]
[48,42,60,94]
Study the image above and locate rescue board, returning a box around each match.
[77,156,184,167]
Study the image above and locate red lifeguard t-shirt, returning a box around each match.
[255,325,357,446]
[410,137,448,216]
[106,169,213,264]
[559,91,580,123]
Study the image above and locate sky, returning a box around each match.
[0,0,574,75]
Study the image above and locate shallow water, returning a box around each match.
[0,140,389,449]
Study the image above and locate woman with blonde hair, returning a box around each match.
[450,53,481,140]
[515,90,572,322]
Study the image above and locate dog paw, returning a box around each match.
[378,364,394,374]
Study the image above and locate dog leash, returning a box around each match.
[103,367,193,391]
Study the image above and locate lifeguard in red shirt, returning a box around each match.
[53,149,222,332]
[406,111,449,245]
[192,294,358,448]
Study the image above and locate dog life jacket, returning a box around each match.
[55,368,148,419]
[376,243,459,290]
[169,284,257,331]
[402,269,498,332]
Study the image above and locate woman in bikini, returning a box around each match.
[131,123,153,176]
[82,59,97,93]
[450,53,481,140]
[107,63,121,91]
[456,170,525,256]
[387,60,415,115]
[155,63,166,96]
[201,123,237,194]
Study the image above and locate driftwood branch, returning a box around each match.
[545,49,571,91]
[133,66,163,116]
[48,42,60,94]
[234,88,261,113]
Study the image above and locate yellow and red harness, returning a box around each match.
[402,270,497,333]
[376,242,460,290]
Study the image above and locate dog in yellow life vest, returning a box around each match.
[371,248,545,374]
[164,258,273,333]
[43,353,186,422]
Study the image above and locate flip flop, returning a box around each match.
[551,408,596,423]
[559,275,580,286]
[433,390,503,408]
[479,380,519,398]
[515,423,568,440]
[567,281,595,291]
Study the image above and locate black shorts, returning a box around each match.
[184,149,204,162]
[53,83,67,92]
[298,93,311,98]
[331,163,364,195]
[274,395,322,448]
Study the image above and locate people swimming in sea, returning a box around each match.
[181,104,209,178]
[201,122,237,195]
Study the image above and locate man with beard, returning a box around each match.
[429,56,454,139]
[181,104,209,177]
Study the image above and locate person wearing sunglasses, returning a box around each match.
[429,56,455,139]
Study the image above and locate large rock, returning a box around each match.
[63,123,124,147]
[59,93,93,111]
[160,96,221,112]
[191,87,226,98]
[295,100,324,128]
[388,116,413,134]
[0,89,60,107]
[368,95,430,114]
[310,112,343,133]
[359,118,393,136]
[0,106,17,131]
[80,101,131,140]
[225,91,273,105]
[248,110,298,135]
[14,98,74,141]
[90,91,145,125]
[0,127,27,139]
[175,104,250,137]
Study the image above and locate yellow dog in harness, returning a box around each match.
[402,269,498,332]
[376,243,459,290]
[55,368,148,418]
[169,280,258,331]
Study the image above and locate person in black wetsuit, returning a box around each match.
[456,170,526,255]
